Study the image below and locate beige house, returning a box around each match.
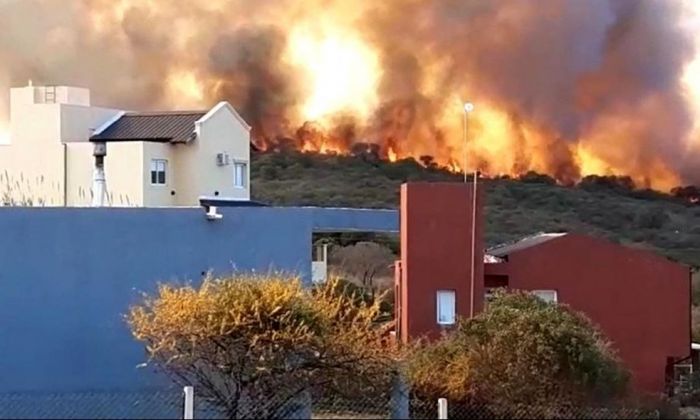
[0,84,251,206]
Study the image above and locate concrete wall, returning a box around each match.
[0,206,397,395]
[488,234,690,395]
[398,182,484,342]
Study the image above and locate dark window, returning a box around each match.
[150,159,167,185]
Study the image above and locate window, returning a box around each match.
[483,288,496,310]
[436,290,456,325]
[532,290,558,304]
[44,86,56,103]
[150,159,167,185]
[234,162,247,188]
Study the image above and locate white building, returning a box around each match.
[0,83,251,206]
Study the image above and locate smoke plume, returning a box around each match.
[0,0,698,189]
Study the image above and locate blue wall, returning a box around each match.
[0,206,398,396]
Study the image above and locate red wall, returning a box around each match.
[398,182,484,342]
[494,234,690,395]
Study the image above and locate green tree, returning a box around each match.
[406,291,628,413]
[128,275,395,418]
[635,206,670,229]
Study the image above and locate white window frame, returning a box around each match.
[436,290,456,325]
[150,159,167,186]
[233,161,247,189]
[484,288,496,309]
[531,289,558,304]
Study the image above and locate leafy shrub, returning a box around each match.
[406,291,628,411]
[519,171,556,185]
[128,275,395,418]
[635,207,670,229]
[578,175,635,193]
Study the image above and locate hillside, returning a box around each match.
[251,151,700,268]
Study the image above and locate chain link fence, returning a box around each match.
[309,394,660,420]
[0,386,661,419]
[0,388,183,419]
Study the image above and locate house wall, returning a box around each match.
[142,142,174,207]
[66,142,144,206]
[0,85,121,206]
[0,206,397,401]
[503,234,690,395]
[0,99,65,205]
[60,104,122,142]
[173,103,251,206]
[398,182,484,342]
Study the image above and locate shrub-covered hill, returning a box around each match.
[251,151,700,268]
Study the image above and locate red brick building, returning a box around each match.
[395,182,691,395]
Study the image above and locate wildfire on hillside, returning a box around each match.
[1,0,700,191]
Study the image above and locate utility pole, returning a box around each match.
[462,102,476,317]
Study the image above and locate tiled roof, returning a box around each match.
[90,111,206,143]
[487,232,567,258]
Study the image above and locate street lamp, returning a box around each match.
[462,101,477,318]
[462,102,474,183]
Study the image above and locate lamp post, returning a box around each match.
[462,102,477,318]
[462,102,474,183]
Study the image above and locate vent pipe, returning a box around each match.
[92,142,107,207]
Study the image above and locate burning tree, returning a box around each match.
[672,186,700,204]
[127,275,395,418]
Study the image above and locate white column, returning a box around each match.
[183,386,194,420]
[438,398,448,419]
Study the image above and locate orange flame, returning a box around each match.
[46,1,700,191]
[387,147,397,162]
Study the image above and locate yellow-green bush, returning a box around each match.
[406,290,629,411]
[128,274,395,418]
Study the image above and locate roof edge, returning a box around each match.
[92,111,126,137]
[196,102,251,132]
[487,232,568,257]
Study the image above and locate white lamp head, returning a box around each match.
[463,102,474,113]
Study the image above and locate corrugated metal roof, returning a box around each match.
[487,232,567,257]
[90,111,206,143]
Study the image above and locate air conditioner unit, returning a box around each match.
[216,152,230,166]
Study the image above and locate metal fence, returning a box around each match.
[311,394,659,420]
[0,388,183,419]
[0,387,661,419]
